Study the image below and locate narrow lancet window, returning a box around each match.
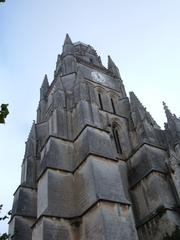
[111,98,116,113]
[112,126,122,154]
[98,93,103,109]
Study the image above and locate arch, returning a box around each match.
[111,98,116,113]
[98,93,103,109]
[95,86,106,110]
[108,91,119,114]
[112,123,122,155]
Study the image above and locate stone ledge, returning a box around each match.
[31,200,131,229]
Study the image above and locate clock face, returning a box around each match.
[91,71,106,83]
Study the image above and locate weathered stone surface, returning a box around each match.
[137,210,180,240]
[9,216,35,240]
[89,156,129,204]
[131,172,176,224]
[21,156,36,188]
[12,186,37,218]
[37,169,75,218]
[75,127,115,161]
[39,137,74,174]
[101,202,139,240]
[129,144,168,187]
[32,217,73,240]
[37,156,129,219]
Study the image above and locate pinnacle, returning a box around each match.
[41,74,49,88]
[27,120,36,141]
[129,92,145,113]
[163,101,173,121]
[108,55,116,69]
[108,55,121,78]
[130,92,143,107]
[130,91,160,128]
[40,74,49,100]
[163,101,170,113]
[64,33,73,45]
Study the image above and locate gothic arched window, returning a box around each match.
[111,98,116,114]
[98,93,103,109]
[112,125,122,154]
[90,58,93,64]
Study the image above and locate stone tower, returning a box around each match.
[9,35,180,240]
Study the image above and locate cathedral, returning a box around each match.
[9,34,180,240]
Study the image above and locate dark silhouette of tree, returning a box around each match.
[0,107,11,238]
[0,104,9,124]
[0,205,11,240]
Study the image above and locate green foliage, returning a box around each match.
[0,104,9,124]
[0,205,11,240]
[0,233,9,240]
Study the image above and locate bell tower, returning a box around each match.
[9,35,180,240]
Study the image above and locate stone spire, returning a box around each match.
[163,101,180,143]
[40,74,49,100]
[108,55,121,79]
[63,33,74,55]
[163,101,178,129]
[64,33,72,45]
[163,101,173,122]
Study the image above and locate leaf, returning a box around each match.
[8,210,12,216]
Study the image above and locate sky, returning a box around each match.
[0,0,180,234]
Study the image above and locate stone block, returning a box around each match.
[32,217,73,240]
[37,155,130,219]
[89,156,129,204]
[74,160,97,215]
[101,202,139,240]
[129,144,168,187]
[55,108,68,138]
[138,210,180,240]
[39,137,74,174]
[73,101,94,134]
[61,73,76,91]
[117,98,130,117]
[131,172,176,223]
[81,203,106,240]
[84,127,115,159]
[71,102,86,137]
[21,156,36,188]
[9,216,34,240]
[53,89,65,109]
[12,186,37,218]
[74,127,116,168]
[118,160,131,201]
[36,121,49,149]
[80,202,138,240]
[37,169,75,218]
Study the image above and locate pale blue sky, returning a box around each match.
[0,0,180,233]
